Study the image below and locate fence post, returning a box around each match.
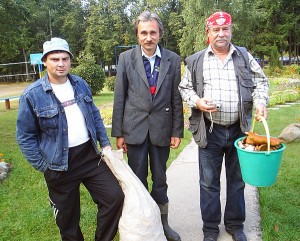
[5,99,10,109]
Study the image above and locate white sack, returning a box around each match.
[102,149,167,241]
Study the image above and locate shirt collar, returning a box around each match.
[141,45,161,60]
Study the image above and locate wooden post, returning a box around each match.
[5,99,10,109]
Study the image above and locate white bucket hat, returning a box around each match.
[42,37,74,60]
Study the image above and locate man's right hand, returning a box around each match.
[196,98,218,113]
[116,137,127,153]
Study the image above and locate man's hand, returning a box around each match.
[103,145,112,150]
[170,137,181,149]
[196,98,218,113]
[116,137,127,153]
[254,103,268,121]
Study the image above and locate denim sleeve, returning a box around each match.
[16,94,48,172]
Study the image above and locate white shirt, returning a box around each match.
[51,79,89,147]
[142,46,162,73]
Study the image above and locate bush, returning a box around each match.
[105,76,116,91]
[71,52,105,95]
[263,65,300,78]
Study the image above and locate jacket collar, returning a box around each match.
[41,73,77,92]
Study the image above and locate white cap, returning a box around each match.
[42,37,73,60]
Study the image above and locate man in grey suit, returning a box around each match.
[112,11,184,241]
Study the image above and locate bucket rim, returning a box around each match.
[234,136,286,154]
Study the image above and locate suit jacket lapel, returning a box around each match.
[156,47,170,94]
[133,46,149,87]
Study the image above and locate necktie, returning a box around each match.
[143,56,152,79]
[143,56,160,95]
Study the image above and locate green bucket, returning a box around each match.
[235,137,286,187]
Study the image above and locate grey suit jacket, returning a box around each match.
[111,45,184,146]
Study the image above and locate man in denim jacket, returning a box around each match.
[16,37,124,241]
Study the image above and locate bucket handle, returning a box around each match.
[251,115,271,155]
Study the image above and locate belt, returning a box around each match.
[204,117,239,129]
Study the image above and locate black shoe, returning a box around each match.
[203,233,218,241]
[232,230,247,241]
[203,237,217,241]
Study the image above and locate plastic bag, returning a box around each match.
[102,149,167,241]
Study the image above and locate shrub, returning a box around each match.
[100,107,113,125]
[105,76,116,91]
[71,52,105,95]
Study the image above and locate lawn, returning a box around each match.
[0,79,299,240]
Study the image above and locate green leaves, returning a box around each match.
[71,52,106,95]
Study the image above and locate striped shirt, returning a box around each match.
[179,44,269,126]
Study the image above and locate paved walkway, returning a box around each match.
[167,139,262,241]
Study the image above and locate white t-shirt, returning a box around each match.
[51,79,89,147]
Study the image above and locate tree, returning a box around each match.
[0,0,30,62]
[71,52,106,95]
[84,0,134,70]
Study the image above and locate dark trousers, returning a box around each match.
[126,134,170,204]
[44,141,124,241]
[199,120,245,235]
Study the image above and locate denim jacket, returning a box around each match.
[16,73,110,172]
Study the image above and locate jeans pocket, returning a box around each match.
[44,168,63,184]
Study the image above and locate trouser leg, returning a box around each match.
[198,144,223,235]
[126,137,149,190]
[44,141,124,241]
[83,160,124,241]
[149,143,169,204]
[44,141,89,241]
[224,127,245,233]
[148,142,180,240]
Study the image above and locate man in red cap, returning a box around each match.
[179,11,269,241]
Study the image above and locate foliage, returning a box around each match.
[264,65,300,78]
[268,45,281,68]
[1,0,300,73]
[268,78,300,106]
[84,0,134,67]
[105,76,116,91]
[99,105,113,126]
[71,52,105,95]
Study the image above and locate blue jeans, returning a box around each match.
[199,120,245,235]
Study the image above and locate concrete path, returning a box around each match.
[167,139,262,241]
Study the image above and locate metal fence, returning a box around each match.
[0,61,40,82]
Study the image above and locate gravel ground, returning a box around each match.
[0,82,31,98]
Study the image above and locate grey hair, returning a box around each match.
[134,11,164,38]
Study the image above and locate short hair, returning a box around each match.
[134,11,164,38]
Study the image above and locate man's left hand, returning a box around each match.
[170,137,181,149]
[254,103,268,121]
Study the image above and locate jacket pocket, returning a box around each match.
[37,107,59,131]
[83,95,93,113]
[188,117,199,134]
